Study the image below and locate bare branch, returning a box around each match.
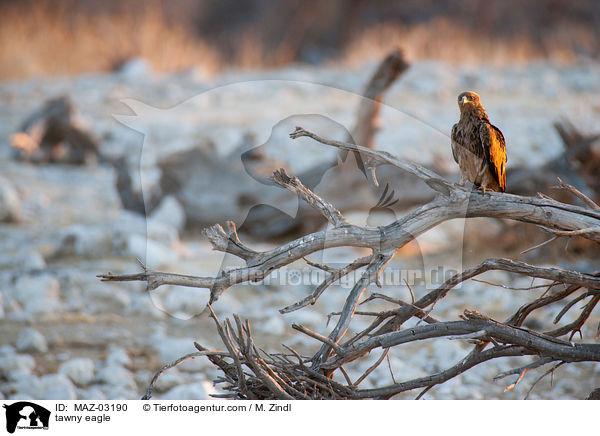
[291,324,343,353]
[541,226,600,237]
[272,168,348,227]
[493,357,555,381]
[202,221,259,262]
[289,126,446,187]
[346,49,409,183]
[361,292,439,323]
[544,294,600,340]
[311,251,395,368]
[376,258,600,336]
[99,129,600,303]
[141,350,230,400]
[553,291,598,324]
[352,345,531,399]
[353,348,390,387]
[99,126,600,400]
[555,178,600,210]
[520,235,559,254]
[280,255,372,314]
[524,362,565,400]
[324,310,600,369]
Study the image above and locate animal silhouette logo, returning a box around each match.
[3,402,50,433]
[114,79,466,318]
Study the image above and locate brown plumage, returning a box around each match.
[451,91,507,192]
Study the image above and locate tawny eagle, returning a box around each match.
[451,91,507,192]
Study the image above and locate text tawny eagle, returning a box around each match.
[451,91,507,192]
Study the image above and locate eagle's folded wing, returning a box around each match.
[451,123,459,163]
[479,123,507,192]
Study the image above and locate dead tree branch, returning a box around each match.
[99,129,600,302]
[101,127,600,400]
[349,49,409,149]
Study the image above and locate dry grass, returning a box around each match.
[0,3,595,80]
[0,2,222,80]
[340,19,590,67]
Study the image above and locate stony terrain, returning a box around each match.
[1,59,599,400]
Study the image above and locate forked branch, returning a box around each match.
[99,127,600,400]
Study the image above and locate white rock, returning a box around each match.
[8,393,37,401]
[76,386,107,400]
[135,370,153,386]
[0,353,35,375]
[2,372,42,398]
[101,386,139,400]
[0,344,15,357]
[210,292,242,315]
[150,336,207,372]
[0,251,46,270]
[82,283,131,314]
[126,294,166,319]
[96,365,136,391]
[147,219,179,246]
[429,339,464,369]
[149,196,186,234]
[16,327,48,353]
[105,346,132,367]
[162,287,209,320]
[11,274,60,315]
[55,224,113,259]
[40,374,77,400]
[160,381,217,400]
[56,352,70,362]
[59,358,95,386]
[282,307,323,327]
[257,315,285,336]
[118,58,153,79]
[125,233,179,267]
[0,176,22,222]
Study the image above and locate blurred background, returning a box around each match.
[1,0,599,401]
[1,0,600,79]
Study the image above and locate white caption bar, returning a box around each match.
[0,400,593,435]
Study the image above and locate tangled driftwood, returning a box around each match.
[100,126,600,399]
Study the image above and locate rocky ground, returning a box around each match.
[0,59,599,400]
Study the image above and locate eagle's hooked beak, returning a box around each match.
[461,95,469,104]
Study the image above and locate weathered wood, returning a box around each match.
[116,126,600,400]
[99,128,600,305]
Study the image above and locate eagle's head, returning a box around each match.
[458,91,480,107]
[457,91,486,116]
